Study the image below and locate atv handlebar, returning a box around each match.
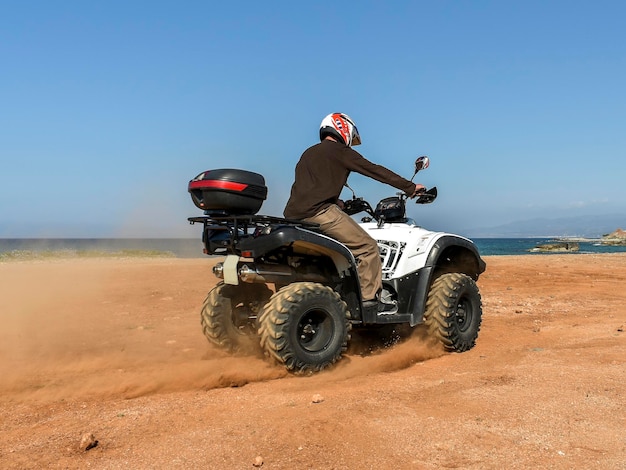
[413,186,437,204]
[341,156,437,222]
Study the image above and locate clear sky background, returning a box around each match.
[1,1,625,238]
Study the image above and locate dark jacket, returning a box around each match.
[284,140,415,219]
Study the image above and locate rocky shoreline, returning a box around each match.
[598,228,626,245]
[531,228,626,252]
[530,241,579,253]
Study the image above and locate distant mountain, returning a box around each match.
[465,214,626,238]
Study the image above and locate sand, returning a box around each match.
[0,254,624,469]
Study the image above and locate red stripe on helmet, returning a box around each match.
[332,113,350,145]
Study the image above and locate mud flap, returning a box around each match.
[223,254,240,285]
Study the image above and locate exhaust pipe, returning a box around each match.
[238,264,294,283]
[213,262,327,284]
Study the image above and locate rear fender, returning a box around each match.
[238,226,364,316]
[239,226,356,275]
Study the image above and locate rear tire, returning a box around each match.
[201,282,272,353]
[258,282,350,373]
[423,273,482,352]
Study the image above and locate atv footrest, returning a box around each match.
[372,313,413,325]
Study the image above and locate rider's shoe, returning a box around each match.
[362,298,397,316]
[378,290,397,313]
[378,298,397,313]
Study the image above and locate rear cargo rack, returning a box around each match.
[188,214,319,230]
[188,214,320,256]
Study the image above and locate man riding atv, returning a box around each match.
[188,114,485,373]
[284,112,426,317]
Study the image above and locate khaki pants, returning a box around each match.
[304,204,382,300]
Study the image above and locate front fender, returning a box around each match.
[404,235,485,326]
[425,235,486,279]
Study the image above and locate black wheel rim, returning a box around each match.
[455,295,474,333]
[297,309,334,352]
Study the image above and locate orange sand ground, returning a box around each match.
[0,254,624,469]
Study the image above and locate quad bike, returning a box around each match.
[187,157,486,373]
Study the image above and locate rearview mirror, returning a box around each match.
[415,156,430,172]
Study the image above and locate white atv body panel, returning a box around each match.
[359,221,475,281]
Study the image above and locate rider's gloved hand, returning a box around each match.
[409,184,426,198]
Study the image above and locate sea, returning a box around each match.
[1,237,626,258]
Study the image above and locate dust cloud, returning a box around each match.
[0,258,443,404]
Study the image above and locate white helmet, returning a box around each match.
[319,112,361,146]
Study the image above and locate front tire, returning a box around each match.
[423,273,482,352]
[258,282,350,373]
[200,282,272,353]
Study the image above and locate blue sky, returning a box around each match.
[1,1,625,238]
